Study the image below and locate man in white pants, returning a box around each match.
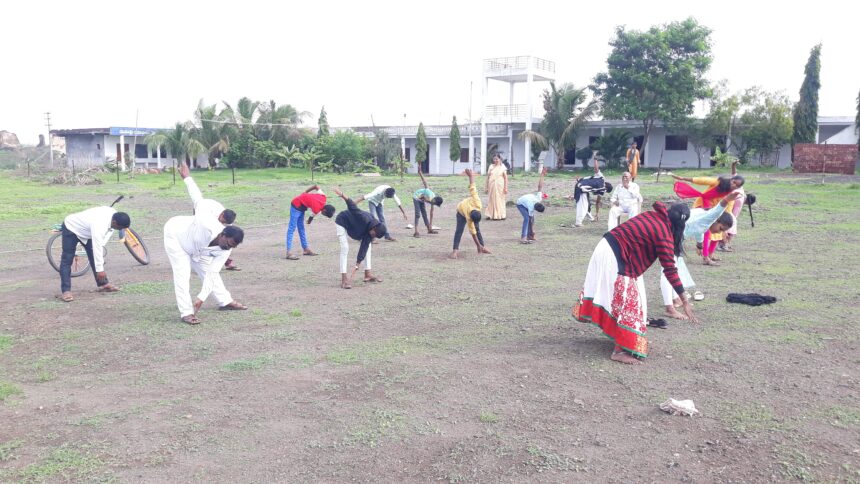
[164,167,247,324]
[179,163,241,271]
[332,188,385,289]
[607,172,643,230]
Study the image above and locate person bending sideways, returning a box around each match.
[178,162,241,270]
[450,169,491,259]
[659,191,741,320]
[285,184,336,260]
[355,184,407,241]
[58,207,131,302]
[163,205,247,325]
[412,170,443,237]
[333,188,386,289]
[515,167,548,244]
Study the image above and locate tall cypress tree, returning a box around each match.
[416,123,428,173]
[792,44,822,144]
[317,106,330,138]
[855,88,860,149]
[449,116,461,173]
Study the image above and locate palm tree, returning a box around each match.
[192,100,230,168]
[145,122,207,169]
[520,82,598,169]
[256,100,309,144]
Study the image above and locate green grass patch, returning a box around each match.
[0,439,24,462]
[821,405,860,428]
[0,335,12,354]
[121,281,172,295]
[220,354,275,372]
[0,381,22,402]
[479,411,499,424]
[16,445,109,482]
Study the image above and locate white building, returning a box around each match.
[51,127,207,170]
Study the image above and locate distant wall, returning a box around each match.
[793,144,857,175]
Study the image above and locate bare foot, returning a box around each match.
[664,307,690,320]
[364,273,383,283]
[303,249,318,256]
[710,255,722,262]
[449,251,459,259]
[341,274,352,289]
[610,351,643,365]
[413,232,420,238]
[427,229,438,234]
[97,284,120,293]
[385,237,397,242]
[702,258,720,266]
[480,247,492,254]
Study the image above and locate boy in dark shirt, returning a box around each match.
[333,188,386,289]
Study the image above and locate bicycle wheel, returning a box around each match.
[46,233,90,277]
[122,228,150,265]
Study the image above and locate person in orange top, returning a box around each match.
[450,169,491,259]
[626,141,640,181]
[671,161,745,265]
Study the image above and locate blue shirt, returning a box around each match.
[413,188,435,200]
[685,205,727,243]
[516,192,543,216]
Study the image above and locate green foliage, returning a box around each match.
[792,44,822,145]
[318,106,330,138]
[449,116,461,163]
[315,131,370,173]
[734,88,794,165]
[576,146,594,167]
[221,130,256,168]
[537,82,598,168]
[593,17,713,151]
[144,122,207,168]
[369,129,400,170]
[590,130,631,169]
[416,123,428,164]
[0,380,22,401]
[672,115,720,168]
[711,147,739,168]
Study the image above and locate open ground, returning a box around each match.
[1,167,858,482]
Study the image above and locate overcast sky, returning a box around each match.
[2,0,856,145]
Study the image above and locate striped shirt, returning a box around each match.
[605,201,684,296]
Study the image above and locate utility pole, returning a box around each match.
[44,112,54,168]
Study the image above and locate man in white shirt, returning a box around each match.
[356,185,407,241]
[179,163,240,270]
[59,207,131,302]
[607,171,643,230]
[165,167,247,324]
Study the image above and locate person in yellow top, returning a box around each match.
[671,161,745,265]
[626,141,640,181]
[451,169,492,259]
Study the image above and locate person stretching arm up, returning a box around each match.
[450,169,491,259]
[412,170,444,237]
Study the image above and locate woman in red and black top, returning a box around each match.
[285,185,335,260]
[572,201,698,364]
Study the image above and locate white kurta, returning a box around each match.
[64,206,116,272]
[184,177,225,220]
[164,183,232,317]
[608,182,643,230]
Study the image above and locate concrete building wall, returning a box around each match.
[65,134,104,169]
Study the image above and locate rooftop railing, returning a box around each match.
[483,56,556,73]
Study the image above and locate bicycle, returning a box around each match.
[46,195,150,277]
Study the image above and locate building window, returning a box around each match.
[96,143,101,150]
[460,148,469,163]
[404,148,410,161]
[665,135,688,151]
[134,144,149,159]
[152,148,161,158]
[588,136,600,147]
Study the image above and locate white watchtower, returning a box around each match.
[480,56,556,174]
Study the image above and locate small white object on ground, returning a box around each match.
[406,224,414,229]
[431,225,441,230]
[659,398,699,416]
[693,291,705,301]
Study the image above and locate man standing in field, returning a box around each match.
[355,184,407,241]
[58,207,131,302]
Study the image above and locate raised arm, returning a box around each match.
[592,152,600,175]
[305,184,320,194]
[671,174,694,183]
[537,166,547,193]
[731,160,738,176]
[179,162,204,209]
[418,170,429,189]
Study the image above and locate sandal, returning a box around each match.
[181,315,201,325]
[219,302,248,311]
[285,254,300,260]
[647,318,668,329]
[97,284,120,293]
[225,265,242,271]
[59,292,74,302]
[303,251,318,256]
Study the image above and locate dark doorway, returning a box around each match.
[564,148,577,165]
[116,143,129,164]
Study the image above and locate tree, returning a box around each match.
[145,122,206,169]
[416,122,428,173]
[590,130,631,169]
[519,82,598,169]
[256,100,306,145]
[731,88,794,165]
[318,106,330,138]
[671,116,719,168]
[855,89,860,149]
[449,116,461,173]
[593,17,713,154]
[316,130,369,173]
[792,44,822,145]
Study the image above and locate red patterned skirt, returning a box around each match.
[573,238,649,357]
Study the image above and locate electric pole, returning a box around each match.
[44,112,54,168]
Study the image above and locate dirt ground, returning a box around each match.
[1,169,858,482]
